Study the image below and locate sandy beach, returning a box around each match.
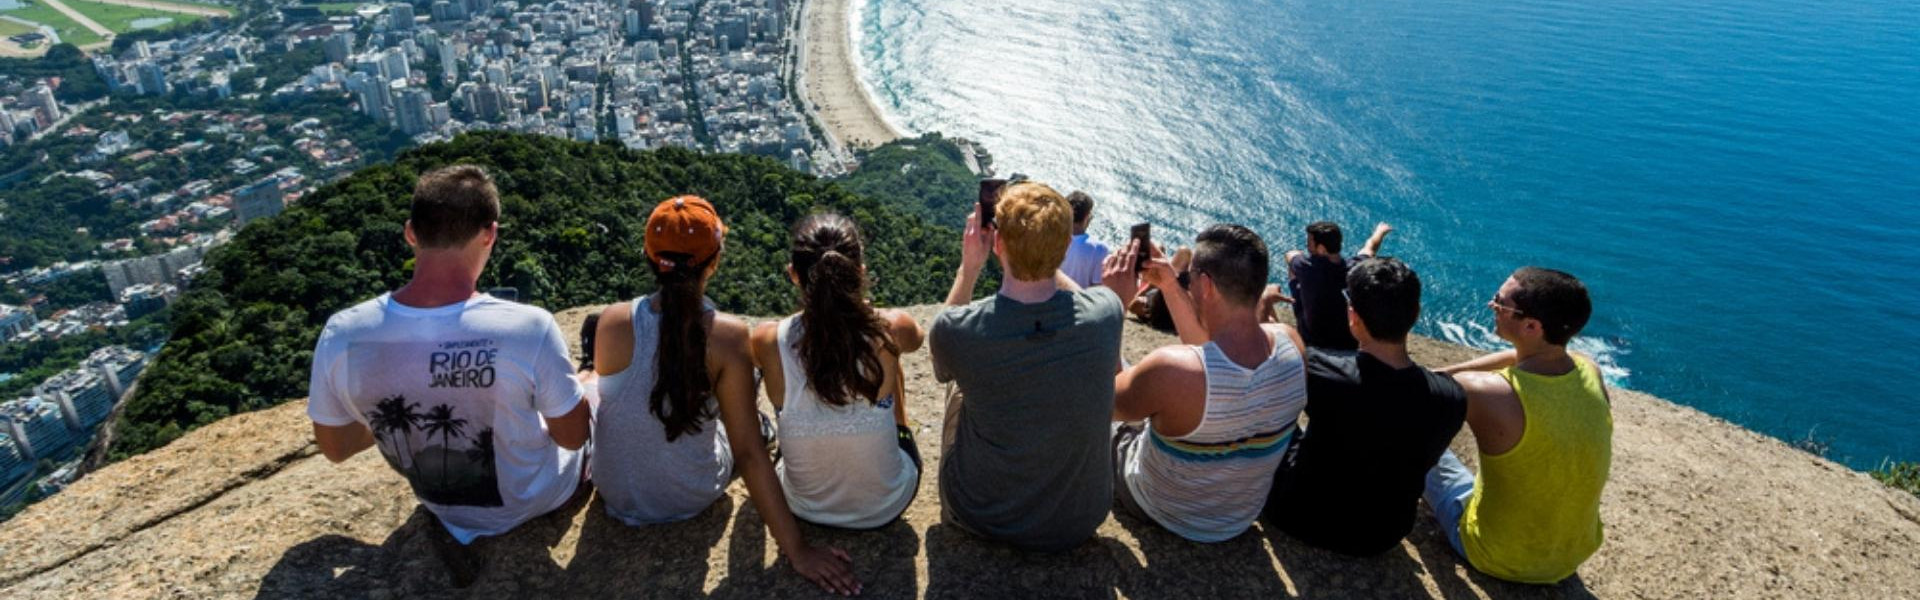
[798,0,903,151]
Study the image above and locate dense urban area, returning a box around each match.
[0,0,854,518]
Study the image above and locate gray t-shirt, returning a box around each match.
[932,287,1124,551]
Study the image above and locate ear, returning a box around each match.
[1347,305,1368,341]
[479,222,499,247]
[785,263,798,286]
[402,220,419,248]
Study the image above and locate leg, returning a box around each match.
[1423,449,1476,558]
[1110,422,1151,522]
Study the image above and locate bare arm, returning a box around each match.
[1437,349,1518,375]
[712,317,860,595]
[748,321,787,411]
[1114,348,1206,434]
[1357,222,1393,258]
[946,207,995,307]
[543,401,591,450]
[1457,371,1525,456]
[313,422,376,463]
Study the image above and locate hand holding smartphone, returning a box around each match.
[977,179,1008,228]
[1129,223,1152,271]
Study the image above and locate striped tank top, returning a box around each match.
[1123,328,1307,542]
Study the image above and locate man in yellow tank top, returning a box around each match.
[1425,267,1612,584]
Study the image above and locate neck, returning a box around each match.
[1512,340,1576,375]
[1206,305,1266,345]
[998,275,1059,304]
[1357,338,1413,369]
[393,254,480,308]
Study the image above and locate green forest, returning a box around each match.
[110,131,980,459]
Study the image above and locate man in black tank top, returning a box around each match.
[1264,257,1467,555]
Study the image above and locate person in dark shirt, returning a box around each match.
[1285,221,1394,350]
[1263,256,1467,556]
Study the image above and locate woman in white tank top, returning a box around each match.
[749,213,926,530]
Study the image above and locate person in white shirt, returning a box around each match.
[1059,190,1113,289]
[307,165,591,586]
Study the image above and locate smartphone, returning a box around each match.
[1129,223,1152,271]
[977,178,1008,227]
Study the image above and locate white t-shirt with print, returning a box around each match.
[308,293,584,544]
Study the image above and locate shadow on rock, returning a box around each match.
[1403,503,1598,600]
[1109,511,1290,597]
[562,492,734,596]
[923,524,1122,599]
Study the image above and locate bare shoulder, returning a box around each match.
[882,309,925,352]
[1453,370,1516,402]
[1139,345,1205,380]
[597,302,632,329]
[748,320,781,359]
[1263,322,1305,350]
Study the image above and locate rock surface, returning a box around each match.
[2,305,1916,599]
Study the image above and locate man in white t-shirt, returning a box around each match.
[1059,190,1113,289]
[307,165,591,585]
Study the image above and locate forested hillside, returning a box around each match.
[111,132,971,459]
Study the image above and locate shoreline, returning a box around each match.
[797,0,903,154]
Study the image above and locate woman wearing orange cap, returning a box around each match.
[593,196,861,595]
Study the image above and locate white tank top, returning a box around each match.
[773,316,918,529]
[1124,328,1307,542]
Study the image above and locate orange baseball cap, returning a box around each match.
[644,195,726,271]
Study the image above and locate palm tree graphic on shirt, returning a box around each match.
[420,404,470,489]
[367,395,423,470]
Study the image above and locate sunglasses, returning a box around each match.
[1176,271,1192,290]
[1488,293,1527,317]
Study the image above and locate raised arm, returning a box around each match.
[711,316,861,596]
[1357,222,1393,258]
[946,207,995,307]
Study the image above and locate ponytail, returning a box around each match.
[650,254,716,441]
[791,214,895,407]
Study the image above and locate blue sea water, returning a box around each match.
[852,0,1920,467]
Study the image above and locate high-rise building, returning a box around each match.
[136,62,169,96]
[395,87,433,135]
[323,32,354,65]
[381,49,411,83]
[388,3,416,30]
[27,84,58,122]
[233,179,284,225]
[438,39,457,83]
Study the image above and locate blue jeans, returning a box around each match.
[1423,449,1476,558]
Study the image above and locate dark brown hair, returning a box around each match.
[1510,266,1592,346]
[651,252,718,441]
[1190,224,1270,306]
[790,213,896,407]
[410,165,500,248]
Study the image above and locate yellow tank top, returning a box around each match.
[1459,357,1613,584]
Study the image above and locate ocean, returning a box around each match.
[850,0,1920,467]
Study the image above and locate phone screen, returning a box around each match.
[978,179,1008,226]
[1129,223,1152,271]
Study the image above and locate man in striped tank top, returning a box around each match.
[1104,225,1310,543]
